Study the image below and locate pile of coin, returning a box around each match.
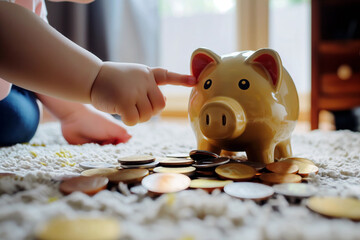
[56,150,360,220]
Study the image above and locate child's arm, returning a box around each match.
[0,2,196,126]
[0,1,101,102]
[36,93,131,145]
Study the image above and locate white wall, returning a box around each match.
[159,10,237,94]
[269,2,311,93]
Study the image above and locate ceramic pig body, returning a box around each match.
[188,48,299,164]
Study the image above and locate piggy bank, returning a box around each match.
[188,48,299,164]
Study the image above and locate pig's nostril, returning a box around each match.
[206,114,210,125]
[222,115,226,126]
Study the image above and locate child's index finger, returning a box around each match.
[151,68,197,87]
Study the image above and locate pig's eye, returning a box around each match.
[238,79,250,90]
[204,79,212,90]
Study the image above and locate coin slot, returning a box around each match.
[222,114,226,126]
[206,114,210,125]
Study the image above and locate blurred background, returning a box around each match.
[44,0,360,132]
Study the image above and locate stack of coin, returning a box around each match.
[58,150,320,209]
[118,155,158,169]
[190,150,228,176]
[157,157,194,167]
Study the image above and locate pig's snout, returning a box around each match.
[199,97,246,140]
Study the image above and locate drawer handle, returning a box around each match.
[337,64,352,80]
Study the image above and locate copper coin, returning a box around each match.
[118,155,155,165]
[141,173,191,194]
[193,157,230,169]
[81,168,118,177]
[79,161,116,170]
[196,170,216,177]
[190,179,233,192]
[307,196,360,220]
[284,157,315,165]
[224,182,274,201]
[36,217,120,240]
[273,183,317,198]
[153,166,196,176]
[0,172,16,177]
[158,157,194,166]
[106,169,149,184]
[266,161,299,174]
[238,161,266,171]
[189,150,219,160]
[281,159,319,176]
[260,173,302,185]
[59,176,108,196]
[120,161,159,169]
[215,163,256,181]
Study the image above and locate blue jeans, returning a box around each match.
[0,86,40,146]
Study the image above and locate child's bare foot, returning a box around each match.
[60,106,131,145]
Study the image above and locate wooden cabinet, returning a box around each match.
[311,0,360,129]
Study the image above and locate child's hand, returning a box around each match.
[60,106,131,145]
[90,63,196,126]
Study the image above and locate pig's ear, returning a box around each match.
[191,48,221,80]
[245,48,283,92]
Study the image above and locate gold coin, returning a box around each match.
[281,159,319,176]
[307,196,360,220]
[237,161,266,171]
[153,166,196,176]
[157,157,194,166]
[284,157,315,165]
[190,179,233,192]
[106,169,149,184]
[215,163,256,181]
[142,173,191,194]
[81,168,118,177]
[260,173,302,185]
[59,176,108,196]
[118,155,155,165]
[36,217,120,240]
[273,183,317,198]
[266,161,299,174]
[224,182,274,201]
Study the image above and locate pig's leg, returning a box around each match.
[246,142,275,164]
[274,138,292,160]
[220,150,236,157]
[198,138,221,155]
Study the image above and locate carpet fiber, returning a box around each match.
[0,122,360,240]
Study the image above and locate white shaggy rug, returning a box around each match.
[0,121,360,240]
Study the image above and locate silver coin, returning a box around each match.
[79,161,116,170]
[273,183,317,198]
[166,153,190,158]
[224,182,274,200]
[193,157,230,169]
[130,185,148,195]
[121,161,159,169]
